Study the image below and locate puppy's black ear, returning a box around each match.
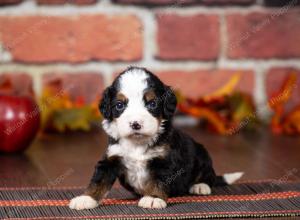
[163,86,177,120]
[99,87,113,120]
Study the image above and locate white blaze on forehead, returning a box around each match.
[118,68,149,98]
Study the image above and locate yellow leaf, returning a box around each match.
[203,73,241,101]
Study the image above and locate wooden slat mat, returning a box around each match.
[0,181,300,219]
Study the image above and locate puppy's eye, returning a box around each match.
[147,100,157,110]
[115,101,125,111]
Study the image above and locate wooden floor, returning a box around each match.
[1,126,299,187]
[0,126,300,219]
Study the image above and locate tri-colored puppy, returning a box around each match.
[69,67,243,210]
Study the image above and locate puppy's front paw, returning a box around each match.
[138,196,167,209]
[189,183,211,195]
[69,195,98,210]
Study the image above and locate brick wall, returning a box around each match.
[0,0,300,115]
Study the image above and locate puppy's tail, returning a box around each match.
[215,172,244,186]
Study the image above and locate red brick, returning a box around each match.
[156,69,254,99]
[113,0,194,6]
[157,14,220,60]
[0,73,33,97]
[227,10,300,59]
[0,0,22,5]
[0,15,143,63]
[266,68,300,112]
[113,0,253,5]
[42,72,104,104]
[36,0,97,5]
[264,0,300,7]
[201,0,254,5]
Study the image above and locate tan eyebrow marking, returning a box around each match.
[116,93,128,102]
[144,90,157,102]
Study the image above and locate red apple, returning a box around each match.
[0,95,40,153]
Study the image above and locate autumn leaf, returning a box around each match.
[268,73,297,110]
[39,85,101,133]
[178,103,228,134]
[52,106,98,132]
[203,73,241,101]
[282,106,300,135]
[176,73,256,135]
[268,73,298,135]
[229,92,256,123]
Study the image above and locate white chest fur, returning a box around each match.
[106,140,166,193]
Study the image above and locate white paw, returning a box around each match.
[69,195,98,210]
[138,196,167,209]
[189,183,211,195]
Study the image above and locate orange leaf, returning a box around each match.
[270,103,284,134]
[282,106,300,135]
[75,96,85,107]
[269,73,297,110]
[178,104,228,134]
[269,73,298,134]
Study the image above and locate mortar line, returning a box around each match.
[1,59,300,71]
[0,1,293,16]
[217,11,226,68]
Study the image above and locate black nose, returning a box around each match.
[130,121,141,130]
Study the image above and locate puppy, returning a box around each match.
[69,67,243,210]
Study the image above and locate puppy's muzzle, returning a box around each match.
[130,121,142,130]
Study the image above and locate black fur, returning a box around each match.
[85,156,122,200]
[99,87,113,120]
[88,67,228,202]
[147,129,227,197]
[162,86,177,120]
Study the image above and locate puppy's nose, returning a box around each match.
[130,121,142,130]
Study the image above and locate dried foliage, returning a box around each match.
[3,71,297,135]
[39,82,101,133]
[0,76,34,98]
[269,73,300,135]
[177,74,258,135]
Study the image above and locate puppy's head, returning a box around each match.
[99,67,177,142]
